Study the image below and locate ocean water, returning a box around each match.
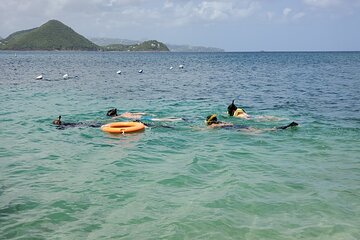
[0,51,359,239]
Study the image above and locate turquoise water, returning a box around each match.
[1,51,359,239]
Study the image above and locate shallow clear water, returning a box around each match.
[1,51,359,239]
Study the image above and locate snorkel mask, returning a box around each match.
[206,114,218,125]
[52,115,62,125]
[107,108,118,117]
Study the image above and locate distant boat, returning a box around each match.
[179,64,184,69]
[138,69,143,73]
[117,70,122,74]
[63,74,69,79]
[169,66,173,70]
[36,75,43,80]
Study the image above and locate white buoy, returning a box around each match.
[179,64,184,69]
[63,74,69,79]
[138,69,143,73]
[36,75,43,80]
[169,66,173,70]
[117,70,122,75]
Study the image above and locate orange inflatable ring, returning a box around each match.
[101,122,145,134]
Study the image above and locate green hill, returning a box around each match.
[103,40,169,52]
[91,37,224,52]
[0,20,170,51]
[0,20,99,50]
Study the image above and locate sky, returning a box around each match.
[1,0,360,51]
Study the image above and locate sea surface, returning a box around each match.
[0,51,359,239]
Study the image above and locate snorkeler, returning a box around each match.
[52,115,102,130]
[205,114,298,131]
[205,114,234,128]
[106,108,146,120]
[106,108,184,122]
[227,100,285,121]
[227,100,250,119]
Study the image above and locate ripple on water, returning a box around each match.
[1,52,360,239]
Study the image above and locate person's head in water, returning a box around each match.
[52,115,62,125]
[206,114,219,125]
[227,100,237,116]
[228,99,249,118]
[107,108,118,117]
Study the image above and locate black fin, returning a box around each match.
[277,121,298,130]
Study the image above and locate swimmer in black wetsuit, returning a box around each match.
[106,108,147,120]
[52,116,102,130]
[228,100,290,121]
[106,108,184,122]
[206,114,298,131]
[227,100,250,119]
[106,108,185,129]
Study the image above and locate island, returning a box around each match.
[103,40,169,52]
[0,20,99,51]
[91,37,225,52]
[0,20,169,52]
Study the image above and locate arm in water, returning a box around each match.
[205,114,298,131]
[106,108,184,122]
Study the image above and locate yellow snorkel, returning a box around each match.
[206,114,217,125]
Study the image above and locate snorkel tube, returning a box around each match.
[227,100,237,116]
[206,114,218,125]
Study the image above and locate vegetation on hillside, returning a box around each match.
[103,40,169,51]
[0,20,99,50]
[0,20,170,52]
[91,37,224,52]
[90,37,140,46]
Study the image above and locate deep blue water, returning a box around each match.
[1,51,360,239]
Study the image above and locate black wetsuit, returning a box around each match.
[56,122,103,130]
[220,125,249,130]
[217,122,298,130]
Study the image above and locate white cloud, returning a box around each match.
[293,12,306,20]
[283,8,292,16]
[194,2,231,20]
[0,0,260,34]
[45,0,70,16]
[1,0,359,40]
[163,0,174,9]
[302,0,341,8]
[281,7,306,21]
[233,2,261,18]
[167,1,261,25]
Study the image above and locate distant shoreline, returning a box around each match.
[1,50,360,53]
